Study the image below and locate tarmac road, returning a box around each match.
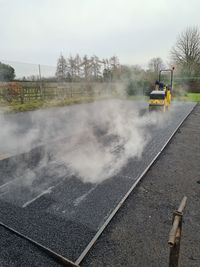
[0,100,196,265]
[82,103,200,267]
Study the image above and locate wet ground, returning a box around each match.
[0,100,197,266]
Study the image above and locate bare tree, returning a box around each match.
[109,56,121,80]
[56,54,67,80]
[90,55,102,81]
[68,55,76,81]
[55,54,122,82]
[171,27,200,76]
[148,57,165,73]
[102,58,111,81]
[81,55,93,80]
[74,54,82,80]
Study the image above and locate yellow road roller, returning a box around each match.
[149,68,174,112]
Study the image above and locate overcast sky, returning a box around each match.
[0,0,199,69]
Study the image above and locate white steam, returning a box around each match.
[51,100,168,183]
[0,100,170,186]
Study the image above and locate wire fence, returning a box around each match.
[0,60,121,103]
[1,60,56,81]
[0,81,121,104]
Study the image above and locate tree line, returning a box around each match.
[1,26,200,92]
[0,62,15,81]
[55,54,121,82]
[55,53,168,94]
[53,26,200,93]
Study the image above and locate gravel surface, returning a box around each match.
[0,101,198,266]
[0,228,64,267]
[82,103,200,267]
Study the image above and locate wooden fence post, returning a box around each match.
[168,196,187,267]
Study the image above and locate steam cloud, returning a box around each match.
[0,100,170,185]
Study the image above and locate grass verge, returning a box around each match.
[174,93,200,102]
[1,93,199,113]
[1,96,108,113]
[1,94,149,113]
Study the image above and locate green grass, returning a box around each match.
[1,93,149,113]
[187,93,200,102]
[2,96,109,113]
[10,100,45,112]
[174,93,200,102]
[2,93,199,113]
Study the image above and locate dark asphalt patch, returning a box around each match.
[0,101,196,265]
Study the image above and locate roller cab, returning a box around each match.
[149,68,174,112]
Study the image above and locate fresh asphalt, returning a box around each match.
[0,100,196,266]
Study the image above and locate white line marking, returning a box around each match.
[73,186,97,207]
[22,186,54,208]
[0,180,13,189]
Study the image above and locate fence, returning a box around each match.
[0,60,127,103]
[0,81,123,104]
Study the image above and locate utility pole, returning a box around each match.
[38,64,43,99]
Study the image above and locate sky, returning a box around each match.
[0,0,200,72]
